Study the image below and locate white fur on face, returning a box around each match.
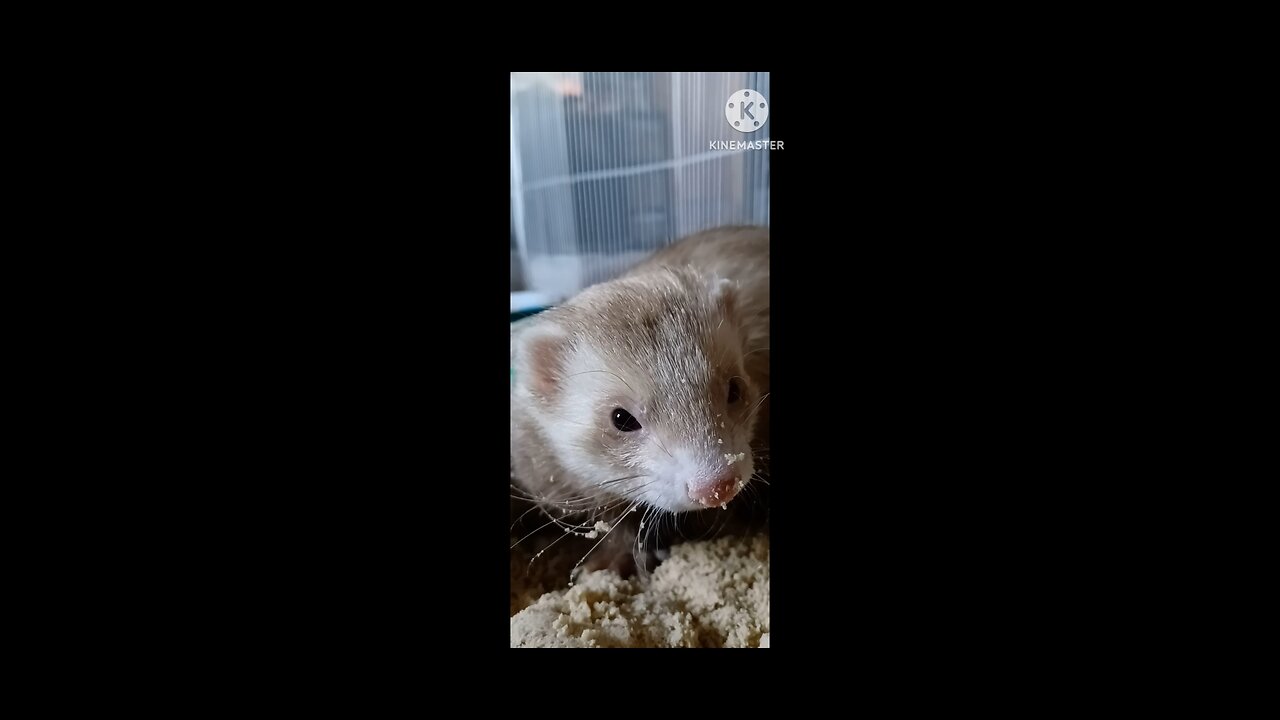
[528,270,761,514]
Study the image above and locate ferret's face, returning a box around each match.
[515,270,762,514]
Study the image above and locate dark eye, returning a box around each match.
[611,408,642,432]
[728,379,742,404]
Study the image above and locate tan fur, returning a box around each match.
[511,226,769,575]
[626,225,770,435]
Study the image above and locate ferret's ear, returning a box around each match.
[709,276,737,317]
[513,319,570,401]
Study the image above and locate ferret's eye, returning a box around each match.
[728,379,742,404]
[611,408,642,432]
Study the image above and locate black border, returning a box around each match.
[105,56,1237,676]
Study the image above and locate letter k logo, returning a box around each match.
[725,89,769,133]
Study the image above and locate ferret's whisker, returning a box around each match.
[511,514,571,550]
[744,392,770,421]
[565,369,635,394]
[511,482,613,507]
[516,474,659,551]
[618,479,658,497]
[527,496,637,574]
[631,505,659,579]
[570,499,642,581]
[526,522,578,573]
[513,493,629,548]
[510,502,541,532]
[652,435,675,459]
[583,496,631,525]
[599,474,647,487]
[632,506,650,557]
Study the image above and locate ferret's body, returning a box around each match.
[510,226,769,576]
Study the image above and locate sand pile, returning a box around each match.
[510,533,769,648]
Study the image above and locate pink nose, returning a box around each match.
[687,470,743,507]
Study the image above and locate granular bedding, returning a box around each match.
[510,533,769,648]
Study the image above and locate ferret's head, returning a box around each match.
[512,267,762,514]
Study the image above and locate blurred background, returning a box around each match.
[510,72,771,311]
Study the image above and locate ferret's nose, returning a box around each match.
[687,470,743,507]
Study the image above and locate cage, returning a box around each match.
[510,71,771,315]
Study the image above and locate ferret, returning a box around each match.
[510,225,769,578]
